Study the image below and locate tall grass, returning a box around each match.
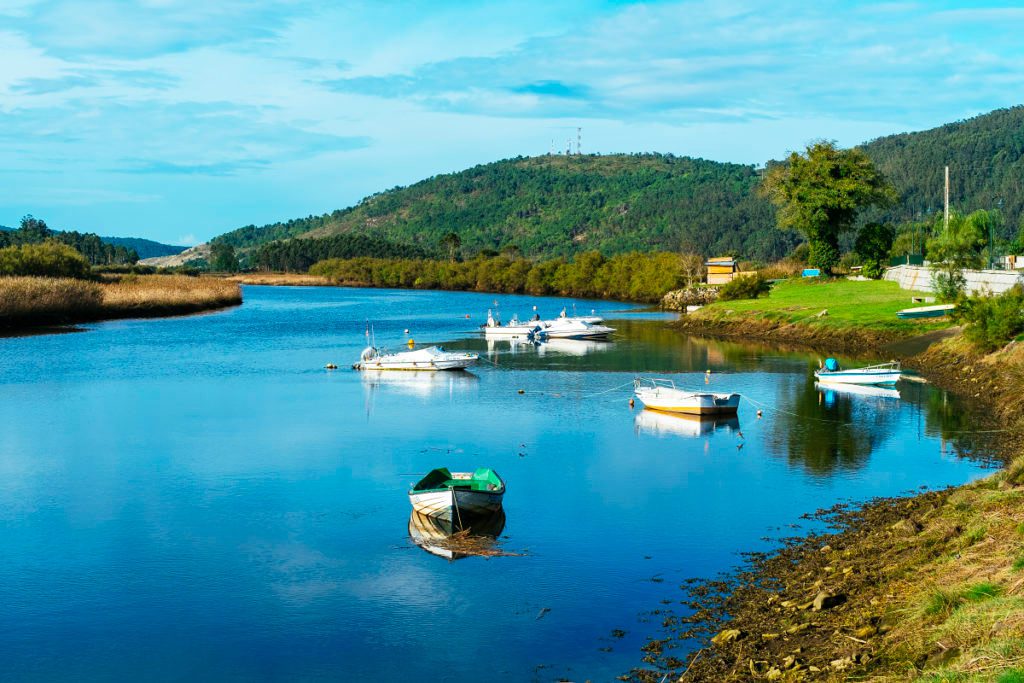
[0,276,102,322]
[1,275,241,327]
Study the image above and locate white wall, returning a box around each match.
[884,265,1024,294]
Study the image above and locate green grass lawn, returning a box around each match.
[698,278,952,335]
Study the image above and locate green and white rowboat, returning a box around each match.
[409,467,505,526]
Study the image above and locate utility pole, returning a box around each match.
[577,127,582,155]
[944,165,950,234]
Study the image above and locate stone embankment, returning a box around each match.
[660,286,719,311]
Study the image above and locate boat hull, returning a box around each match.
[354,358,476,371]
[409,488,504,524]
[814,370,901,386]
[633,388,741,415]
[896,304,955,319]
[482,325,544,339]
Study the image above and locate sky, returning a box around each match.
[1,1,1023,245]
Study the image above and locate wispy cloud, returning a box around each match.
[0,0,1021,243]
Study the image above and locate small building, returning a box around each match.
[705,256,738,285]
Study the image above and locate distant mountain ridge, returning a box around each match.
[210,104,1024,264]
[100,236,187,260]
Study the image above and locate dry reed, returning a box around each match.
[1,274,241,327]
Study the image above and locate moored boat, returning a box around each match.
[482,310,546,340]
[409,467,505,525]
[353,345,478,371]
[633,377,741,415]
[814,358,901,386]
[896,303,955,319]
[542,318,616,340]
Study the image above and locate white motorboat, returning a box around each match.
[353,345,478,371]
[549,307,604,325]
[814,358,901,386]
[542,318,616,340]
[633,377,741,415]
[482,310,546,340]
[409,468,505,525]
[634,409,740,437]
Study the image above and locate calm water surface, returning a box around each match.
[0,286,992,681]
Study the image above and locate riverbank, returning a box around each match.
[675,279,951,355]
[226,273,334,286]
[632,281,1024,682]
[0,275,242,330]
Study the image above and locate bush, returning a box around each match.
[718,273,771,301]
[0,240,91,278]
[958,285,1024,351]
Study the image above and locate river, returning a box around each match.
[0,285,993,681]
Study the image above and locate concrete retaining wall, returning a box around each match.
[884,265,1024,294]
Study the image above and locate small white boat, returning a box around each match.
[353,345,478,371]
[548,307,604,325]
[482,310,546,340]
[409,468,505,525]
[814,358,901,386]
[542,318,616,340]
[634,409,740,437]
[633,377,741,415]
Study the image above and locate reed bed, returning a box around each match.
[1,275,241,327]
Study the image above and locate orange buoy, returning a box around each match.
[629,398,635,408]
[407,338,415,348]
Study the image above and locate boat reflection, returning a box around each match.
[634,408,741,438]
[408,508,507,561]
[536,338,613,356]
[360,369,478,397]
[815,381,901,402]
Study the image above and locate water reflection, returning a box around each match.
[537,338,613,356]
[360,369,479,398]
[407,509,507,561]
[815,382,901,401]
[634,409,741,438]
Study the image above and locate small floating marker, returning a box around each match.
[757,409,763,418]
[324,363,338,370]
[465,314,470,318]
[705,369,711,374]
[517,389,525,395]
[629,398,635,408]
[404,328,410,334]
[407,338,415,348]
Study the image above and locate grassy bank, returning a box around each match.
[226,273,334,287]
[676,279,952,353]
[633,283,1024,682]
[1,275,241,328]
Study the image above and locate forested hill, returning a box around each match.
[100,236,187,260]
[218,154,788,262]
[861,105,1024,237]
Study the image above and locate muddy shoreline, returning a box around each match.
[0,299,242,334]
[627,319,1023,682]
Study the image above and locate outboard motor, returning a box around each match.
[360,346,378,362]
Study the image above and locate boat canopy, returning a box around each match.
[824,357,840,371]
[412,468,504,493]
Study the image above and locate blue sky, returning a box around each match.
[1,0,1023,245]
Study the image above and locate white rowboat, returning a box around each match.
[633,377,741,415]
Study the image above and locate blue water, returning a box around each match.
[0,286,992,681]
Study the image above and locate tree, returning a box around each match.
[0,240,91,278]
[441,232,461,262]
[209,241,239,272]
[854,222,895,278]
[927,210,986,300]
[18,215,52,242]
[761,141,897,273]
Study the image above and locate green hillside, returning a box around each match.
[218,153,786,262]
[860,105,1024,238]
[214,106,1024,266]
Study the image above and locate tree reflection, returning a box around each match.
[766,371,892,476]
